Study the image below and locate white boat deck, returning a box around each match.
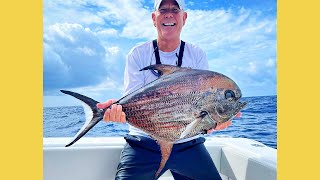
[43,137,276,180]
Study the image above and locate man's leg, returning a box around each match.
[115,135,163,180]
[168,137,222,180]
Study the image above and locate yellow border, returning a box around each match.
[0,0,42,179]
[1,0,319,179]
[278,0,320,179]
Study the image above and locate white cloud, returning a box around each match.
[96,28,119,37]
[107,46,120,56]
[248,62,257,74]
[180,8,276,96]
[43,22,111,93]
[92,0,156,39]
[182,8,276,52]
[77,46,97,56]
[71,77,124,99]
[44,0,106,26]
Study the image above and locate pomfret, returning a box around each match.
[61,64,247,178]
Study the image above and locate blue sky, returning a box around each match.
[43,0,277,107]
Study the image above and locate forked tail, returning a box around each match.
[60,90,104,147]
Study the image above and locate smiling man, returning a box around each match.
[152,0,187,51]
[97,0,226,179]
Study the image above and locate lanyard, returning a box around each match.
[151,39,185,77]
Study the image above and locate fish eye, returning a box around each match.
[224,90,235,101]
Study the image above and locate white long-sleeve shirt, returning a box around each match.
[123,40,209,143]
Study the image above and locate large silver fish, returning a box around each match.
[61,64,247,177]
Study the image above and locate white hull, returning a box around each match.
[43,137,276,180]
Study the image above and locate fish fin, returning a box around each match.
[140,64,181,76]
[60,90,100,107]
[179,119,201,139]
[155,140,173,178]
[60,90,103,147]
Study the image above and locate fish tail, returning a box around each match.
[60,90,103,147]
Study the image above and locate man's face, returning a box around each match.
[152,0,187,41]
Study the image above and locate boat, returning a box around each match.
[43,136,277,180]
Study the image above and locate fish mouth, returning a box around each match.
[215,101,247,122]
[232,101,247,117]
[238,101,247,112]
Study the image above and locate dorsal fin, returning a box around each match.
[140,64,182,76]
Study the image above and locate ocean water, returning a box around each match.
[43,95,277,149]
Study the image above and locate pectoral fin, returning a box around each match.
[180,119,201,139]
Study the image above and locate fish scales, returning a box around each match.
[120,84,204,141]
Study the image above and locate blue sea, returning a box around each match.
[43,95,277,149]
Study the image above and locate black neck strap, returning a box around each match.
[152,39,185,67]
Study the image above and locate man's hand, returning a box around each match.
[207,112,242,134]
[96,100,126,123]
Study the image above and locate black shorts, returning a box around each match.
[115,134,222,180]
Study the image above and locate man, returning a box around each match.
[97,0,233,179]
